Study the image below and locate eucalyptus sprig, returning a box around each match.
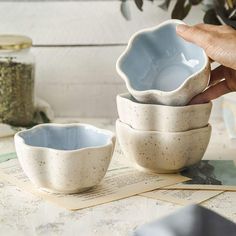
[120,0,236,28]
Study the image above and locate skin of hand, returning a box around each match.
[176,23,236,104]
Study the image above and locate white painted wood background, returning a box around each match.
[0,0,222,117]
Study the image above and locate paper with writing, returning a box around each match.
[167,160,236,191]
[0,159,188,210]
[140,189,223,205]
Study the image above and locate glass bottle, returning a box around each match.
[0,35,35,126]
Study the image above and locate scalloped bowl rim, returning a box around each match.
[116,119,212,135]
[15,123,115,153]
[117,93,213,110]
[116,19,209,95]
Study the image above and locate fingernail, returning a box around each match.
[176,24,189,33]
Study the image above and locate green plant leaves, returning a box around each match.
[134,0,143,11]
[216,7,236,28]
[189,0,203,5]
[120,0,131,20]
[226,0,234,8]
[119,0,236,29]
[229,9,236,20]
[158,0,171,11]
[203,9,221,25]
[171,0,192,20]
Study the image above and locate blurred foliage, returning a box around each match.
[120,0,236,28]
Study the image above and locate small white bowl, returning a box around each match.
[116,19,210,106]
[14,123,116,194]
[117,93,212,132]
[116,120,211,173]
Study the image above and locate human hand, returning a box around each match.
[176,23,236,104]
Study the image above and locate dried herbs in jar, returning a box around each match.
[0,35,35,126]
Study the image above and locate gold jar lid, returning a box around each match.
[0,35,32,50]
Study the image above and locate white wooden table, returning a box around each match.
[0,117,236,236]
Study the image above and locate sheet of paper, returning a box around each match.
[0,159,189,210]
[0,152,17,163]
[166,160,236,191]
[140,189,223,205]
[165,184,236,191]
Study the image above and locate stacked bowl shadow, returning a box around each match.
[115,20,212,173]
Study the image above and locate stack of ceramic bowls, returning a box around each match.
[115,20,212,173]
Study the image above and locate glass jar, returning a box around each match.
[0,35,35,126]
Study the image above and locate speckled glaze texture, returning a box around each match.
[116,120,211,173]
[14,123,116,194]
[116,19,210,106]
[117,93,212,132]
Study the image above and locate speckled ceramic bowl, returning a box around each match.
[117,93,212,132]
[116,19,210,106]
[116,120,211,173]
[14,123,116,194]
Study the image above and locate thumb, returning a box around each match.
[189,80,231,104]
[176,24,214,50]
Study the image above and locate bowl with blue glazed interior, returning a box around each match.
[116,19,210,106]
[14,123,116,194]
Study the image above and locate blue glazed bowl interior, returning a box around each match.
[119,22,207,92]
[19,125,112,151]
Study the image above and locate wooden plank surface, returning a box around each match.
[36,83,127,117]
[0,1,203,45]
[33,46,125,84]
[33,46,127,117]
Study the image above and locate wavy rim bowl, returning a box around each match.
[15,123,115,152]
[117,93,212,132]
[116,19,209,102]
[116,119,211,173]
[14,123,116,194]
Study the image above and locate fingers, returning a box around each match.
[189,80,231,104]
[209,58,215,63]
[176,24,232,46]
[195,23,233,33]
[177,23,236,105]
[209,65,226,85]
[176,24,218,52]
[177,23,236,69]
